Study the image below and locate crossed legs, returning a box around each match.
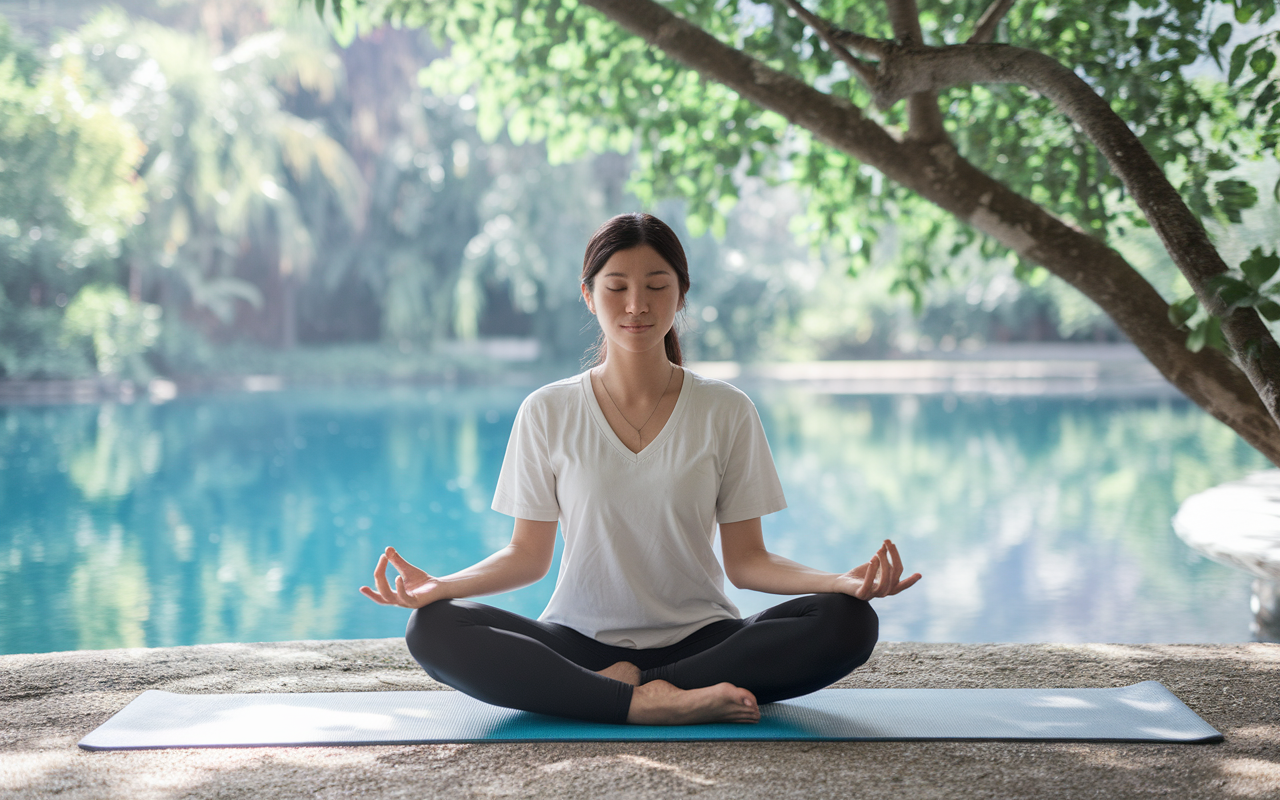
[404,593,878,725]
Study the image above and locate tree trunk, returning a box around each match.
[865,43,1280,433]
[581,0,1280,465]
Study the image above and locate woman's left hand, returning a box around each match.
[832,539,921,600]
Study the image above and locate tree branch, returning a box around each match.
[779,0,878,87]
[869,41,1280,430]
[574,0,1280,463]
[828,29,892,59]
[967,0,1016,44]
[579,0,913,180]
[884,0,924,43]
[882,0,947,142]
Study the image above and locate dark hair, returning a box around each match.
[581,213,690,366]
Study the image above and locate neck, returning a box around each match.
[597,345,675,400]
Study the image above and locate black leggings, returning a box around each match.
[404,593,878,724]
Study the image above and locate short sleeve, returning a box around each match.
[491,397,560,522]
[715,399,787,524]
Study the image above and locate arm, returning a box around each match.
[720,517,842,595]
[719,517,921,600]
[360,517,558,609]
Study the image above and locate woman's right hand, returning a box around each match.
[359,547,448,609]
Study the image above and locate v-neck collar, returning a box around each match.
[581,366,692,463]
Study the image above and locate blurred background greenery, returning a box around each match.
[0,0,1277,383]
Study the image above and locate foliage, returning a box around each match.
[60,9,363,343]
[1169,246,1280,356]
[10,0,1261,381]
[61,283,162,377]
[1225,1,1280,178]
[320,0,1275,303]
[0,297,96,379]
[0,17,146,324]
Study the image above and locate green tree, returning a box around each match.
[62,8,366,348]
[61,283,162,378]
[311,0,1280,464]
[0,17,147,378]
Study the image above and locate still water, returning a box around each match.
[0,381,1267,655]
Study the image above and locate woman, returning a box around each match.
[361,212,920,726]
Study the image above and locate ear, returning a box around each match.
[581,282,595,314]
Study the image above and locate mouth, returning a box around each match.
[620,323,654,333]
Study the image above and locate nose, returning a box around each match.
[625,287,648,315]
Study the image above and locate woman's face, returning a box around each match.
[582,245,683,359]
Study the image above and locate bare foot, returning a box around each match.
[596,661,642,685]
[626,680,760,725]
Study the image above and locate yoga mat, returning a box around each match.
[78,682,1221,749]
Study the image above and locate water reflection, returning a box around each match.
[0,385,1267,655]
[736,390,1265,642]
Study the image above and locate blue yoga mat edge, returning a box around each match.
[77,682,1224,750]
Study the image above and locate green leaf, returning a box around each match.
[1207,273,1255,309]
[1187,316,1230,354]
[1242,247,1280,288]
[1209,22,1233,66]
[1213,178,1258,223]
[1205,152,1235,172]
[1256,299,1280,321]
[1229,42,1251,84]
[1251,49,1277,81]
[1187,322,1208,352]
[1168,294,1199,327]
[1207,317,1231,354]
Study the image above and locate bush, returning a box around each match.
[0,299,94,379]
[61,283,161,380]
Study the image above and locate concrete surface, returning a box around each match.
[2,639,1278,799]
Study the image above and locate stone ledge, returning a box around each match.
[2,639,1278,799]
[1175,470,1280,582]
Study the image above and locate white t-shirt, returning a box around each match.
[491,367,787,649]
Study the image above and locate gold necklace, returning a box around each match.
[597,364,676,448]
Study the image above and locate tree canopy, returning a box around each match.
[0,16,148,377]
[310,0,1280,463]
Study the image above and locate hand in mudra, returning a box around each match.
[833,539,921,600]
[359,547,447,609]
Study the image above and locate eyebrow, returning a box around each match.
[603,270,672,278]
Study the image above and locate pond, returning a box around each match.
[0,378,1267,655]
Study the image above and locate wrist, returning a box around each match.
[433,577,458,601]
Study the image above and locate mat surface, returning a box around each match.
[78,681,1222,749]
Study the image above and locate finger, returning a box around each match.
[388,546,429,581]
[858,555,879,599]
[359,585,391,605]
[384,545,409,570]
[887,540,905,584]
[373,553,397,604]
[394,574,416,607]
[876,546,892,597]
[891,573,923,595]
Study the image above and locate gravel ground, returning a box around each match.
[1,639,1277,799]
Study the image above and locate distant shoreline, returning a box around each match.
[0,343,1176,404]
